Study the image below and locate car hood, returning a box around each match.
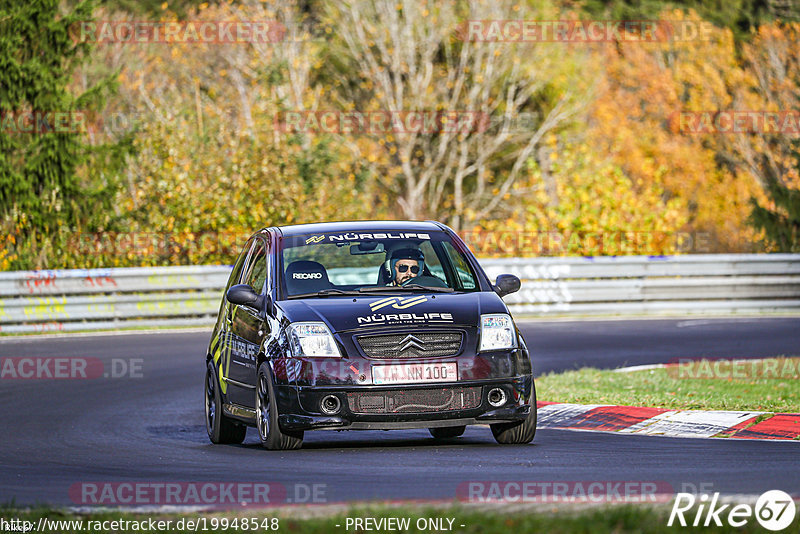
[276,291,508,333]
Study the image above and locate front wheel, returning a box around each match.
[256,362,303,450]
[490,382,537,444]
[205,360,246,444]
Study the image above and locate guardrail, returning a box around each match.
[0,266,230,334]
[1,254,798,333]
[481,254,800,315]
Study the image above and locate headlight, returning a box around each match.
[287,322,342,358]
[479,314,517,352]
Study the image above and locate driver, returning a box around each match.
[387,248,425,286]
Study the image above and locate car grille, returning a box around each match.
[347,386,481,414]
[356,332,463,359]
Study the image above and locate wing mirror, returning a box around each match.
[493,274,521,297]
[226,284,267,312]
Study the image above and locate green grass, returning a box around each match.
[536,357,800,412]
[1,503,790,533]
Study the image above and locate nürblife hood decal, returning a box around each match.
[276,291,508,333]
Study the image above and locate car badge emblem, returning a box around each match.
[398,334,425,353]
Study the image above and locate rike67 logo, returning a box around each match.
[669,490,796,531]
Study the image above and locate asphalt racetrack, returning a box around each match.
[1,317,799,506]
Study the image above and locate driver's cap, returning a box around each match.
[390,248,424,262]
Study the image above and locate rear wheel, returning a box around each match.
[429,426,466,439]
[256,362,304,450]
[490,382,537,445]
[205,360,246,444]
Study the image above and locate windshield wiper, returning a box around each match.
[287,288,362,299]
[358,285,454,293]
[400,283,454,293]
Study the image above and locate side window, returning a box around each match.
[243,238,268,295]
[419,241,445,281]
[443,242,477,290]
[226,238,253,290]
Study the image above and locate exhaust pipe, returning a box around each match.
[487,387,508,408]
[320,394,342,415]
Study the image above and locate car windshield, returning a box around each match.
[280,230,480,297]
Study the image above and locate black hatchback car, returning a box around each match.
[205,221,535,449]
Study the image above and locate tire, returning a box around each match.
[256,362,304,450]
[429,426,466,439]
[205,360,247,444]
[490,382,537,445]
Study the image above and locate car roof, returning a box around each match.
[272,220,447,237]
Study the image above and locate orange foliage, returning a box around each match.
[586,10,763,252]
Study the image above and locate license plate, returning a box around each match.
[372,362,457,385]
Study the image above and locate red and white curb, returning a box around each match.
[536,402,800,440]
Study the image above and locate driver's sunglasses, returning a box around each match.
[397,264,420,274]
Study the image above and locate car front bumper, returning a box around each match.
[273,375,534,431]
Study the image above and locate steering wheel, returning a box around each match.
[402,274,448,288]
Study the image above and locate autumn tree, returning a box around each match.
[79,1,383,266]
[585,10,768,252]
[322,0,591,229]
[749,145,800,252]
[735,23,800,192]
[0,0,125,268]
